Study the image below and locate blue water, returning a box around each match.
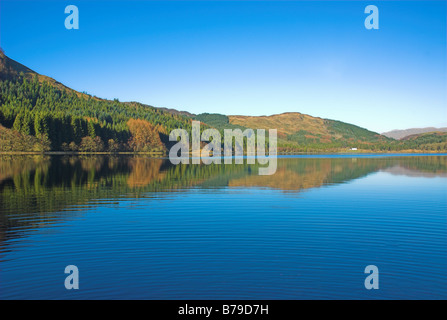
[0,155,446,299]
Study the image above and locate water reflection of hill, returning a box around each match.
[381,166,447,178]
[229,158,377,190]
[379,156,447,178]
[229,156,447,190]
[1,155,446,254]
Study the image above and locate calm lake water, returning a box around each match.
[0,154,446,299]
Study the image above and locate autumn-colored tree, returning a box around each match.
[107,139,120,153]
[69,141,78,151]
[79,136,104,152]
[127,118,164,152]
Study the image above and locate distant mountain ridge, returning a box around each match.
[382,127,447,140]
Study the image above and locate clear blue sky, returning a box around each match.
[1,0,446,133]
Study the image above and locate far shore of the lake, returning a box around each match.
[1,149,446,156]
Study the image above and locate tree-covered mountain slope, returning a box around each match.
[0,50,192,152]
[1,51,446,153]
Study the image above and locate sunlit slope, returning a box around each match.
[229,112,385,141]
[229,112,391,150]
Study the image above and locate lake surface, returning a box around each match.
[0,154,446,299]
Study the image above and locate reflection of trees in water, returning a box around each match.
[0,155,50,185]
[0,155,446,253]
[127,158,165,187]
[1,156,446,208]
[0,156,129,254]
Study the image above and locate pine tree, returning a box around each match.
[88,121,96,139]
[13,111,24,132]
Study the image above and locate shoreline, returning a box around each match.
[1,150,446,156]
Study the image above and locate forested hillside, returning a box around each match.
[0,51,191,152]
[1,50,446,154]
